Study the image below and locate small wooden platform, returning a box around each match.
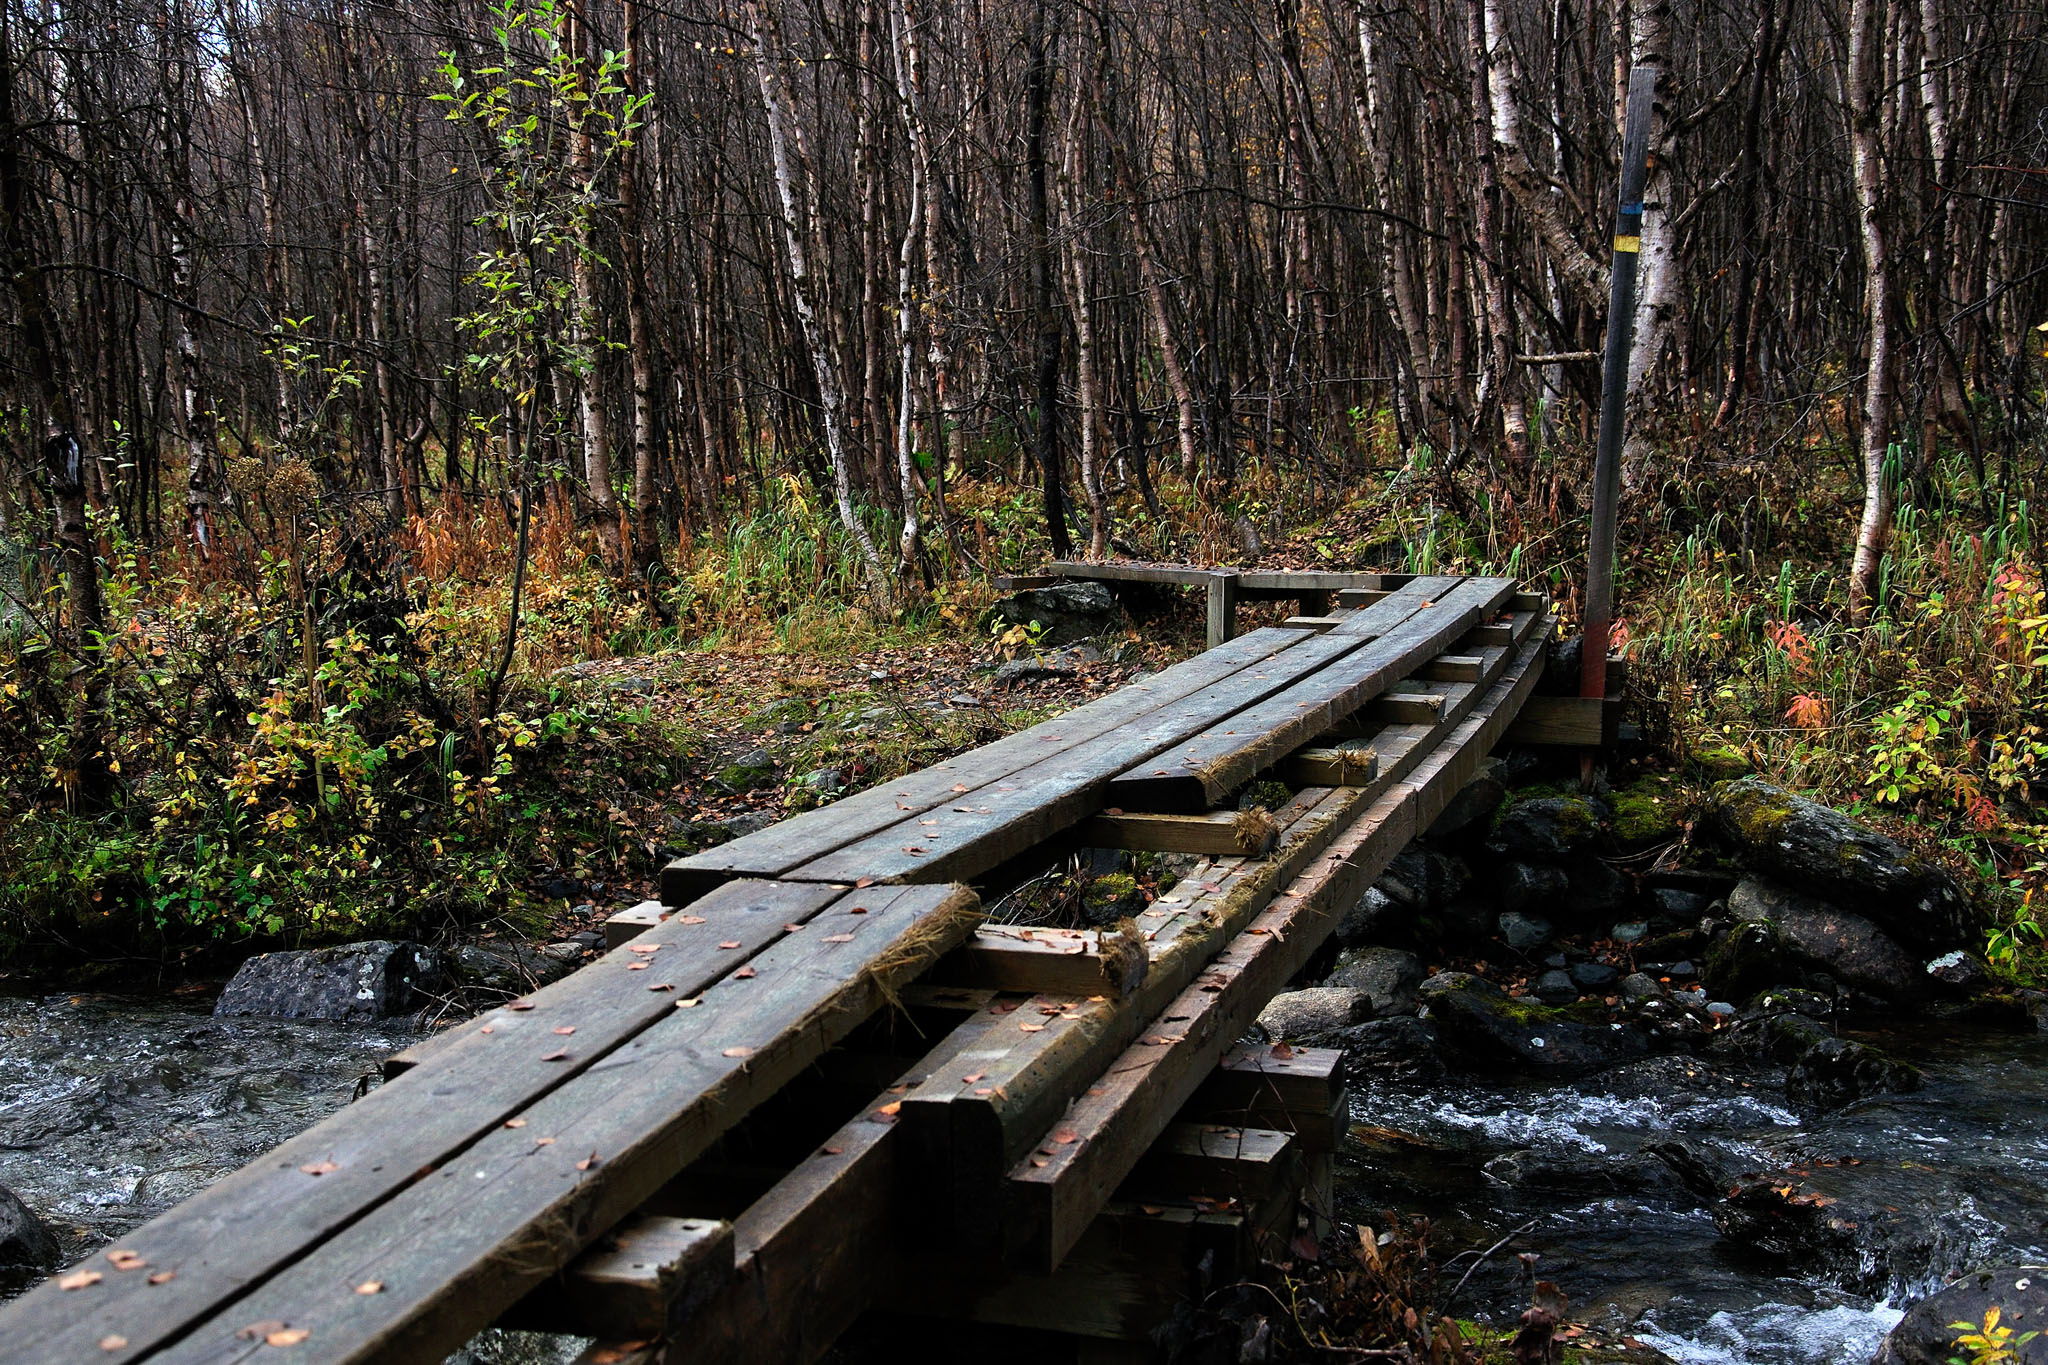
[1,571,1562,1364]
[1007,560,1406,648]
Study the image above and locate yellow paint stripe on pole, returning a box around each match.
[1612,235,1642,254]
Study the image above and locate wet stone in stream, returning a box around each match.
[1336,1029,2048,1365]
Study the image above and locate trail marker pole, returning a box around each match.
[1580,66,1657,777]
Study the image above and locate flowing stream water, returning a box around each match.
[1339,1024,2048,1363]
[3,988,2044,1364]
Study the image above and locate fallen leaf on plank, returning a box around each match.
[59,1270,102,1290]
[718,941,742,950]
[552,1026,576,1035]
[147,1271,176,1285]
[266,1328,311,1347]
[722,1046,754,1058]
[734,966,757,978]
[355,1281,383,1295]
[678,915,707,925]
[540,1050,569,1062]
[298,1161,338,1176]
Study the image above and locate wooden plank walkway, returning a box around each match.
[0,571,1558,1365]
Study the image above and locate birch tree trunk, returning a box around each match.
[1619,0,1680,487]
[1845,0,1896,621]
[618,0,661,582]
[746,0,892,602]
[569,0,623,574]
[1467,0,1530,470]
[1351,5,1428,444]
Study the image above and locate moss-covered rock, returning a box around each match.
[1609,779,1683,848]
[1419,971,1650,1072]
[1689,743,1753,781]
[1702,917,1786,1001]
[1487,792,1612,859]
[1704,778,1977,951]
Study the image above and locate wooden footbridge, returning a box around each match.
[3,570,1582,1365]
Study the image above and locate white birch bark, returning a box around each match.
[746,0,892,601]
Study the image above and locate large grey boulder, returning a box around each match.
[1705,778,1976,949]
[1880,1266,2048,1365]
[988,581,1122,645]
[215,940,453,1022]
[0,1185,60,1289]
[1256,987,1372,1043]
[1325,947,1425,1016]
[1730,876,1925,1004]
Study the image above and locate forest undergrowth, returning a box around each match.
[3,411,2046,982]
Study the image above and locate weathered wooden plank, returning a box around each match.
[658,1000,1019,1365]
[1367,690,1446,724]
[502,1214,733,1339]
[1005,630,1550,1270]
[148,883,981,1365]
[935,924,1147,999]
[1080,808,1281,856]
[1417,653,1485,683]
[1279,613,1348,632]
[1184,1046,1346,1153]
[785,607,1437,887]
[1045,560,1239,587]
[1334,586,1392,608]
[897,991,1129,1251]
[1104,577,1515,812]
[0,878,846,1365]
[1504,693,1620,746]
[605,899,668,949]
[1468,607,1543,648]
[905,785,1361,1251]
[1123,1125,1299,1204]
[675,1106,903,1365]
[1205,573,1239,648]
[661,627,1314,904]
[1280,742,1379,786]
[1237,570,1383,592]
